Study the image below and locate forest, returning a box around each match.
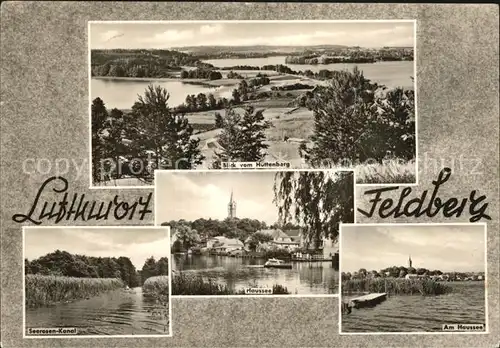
[162,218,303,252]
[24,250,169,287]
[90,49,213,78]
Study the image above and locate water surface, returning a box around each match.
[25,287,169,336]
[341,282,486,332]
[173,254,338,295]
[203,56,414,89]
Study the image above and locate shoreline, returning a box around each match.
[91,76,240,88]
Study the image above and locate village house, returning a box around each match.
[207,236,244,253]
[253,229,300,251]
[405,274,428,280]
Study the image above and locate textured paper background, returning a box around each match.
[1,2,498,347]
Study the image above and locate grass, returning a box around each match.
[142,276,170,333]
[342,278,452,296]
[25,274,123,308]
[355,159,416,184]
[172,273,290,295]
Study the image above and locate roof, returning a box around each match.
[272,240,299,245]
[257,229,290,239]
[284,228,302,237]
[209,236,243,246]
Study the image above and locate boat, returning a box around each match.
[263,258,292,269]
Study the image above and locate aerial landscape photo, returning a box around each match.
[90,21,416,187]
[339,224,486,333]
[24,227,171,337]
[156,170,354,296]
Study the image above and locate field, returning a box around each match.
[342,278,453,296]
[25,274,124,308]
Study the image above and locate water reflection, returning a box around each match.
[173,254,338,295]
[25,287,169,336]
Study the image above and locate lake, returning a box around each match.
[341,282,486,333]
[91,57,414,110]
[25,287,169,336]
[91,78,233,110]
[203,56,415,89]
[173,254,338,295]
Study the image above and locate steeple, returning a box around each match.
[228,189,236,218]
[408,254,412,268]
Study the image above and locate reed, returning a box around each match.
[142,276,170,333]
[172,273,291,295]
[342,278,452,296]
[172,273,233,295]
[25,274,123,308]
[143,275,170,297]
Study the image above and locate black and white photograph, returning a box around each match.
[23,227,172,337]
[155,169,354,296]
[90,20,416,188]
[339,223,487,334]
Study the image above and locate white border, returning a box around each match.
[337,222,488,335]
[22,225,173,339]
[154,168,356,299]
[87,19,418,189]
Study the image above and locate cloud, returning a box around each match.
[100,30,122,42]
[24,228,170,269]
[199,24,223,35]
[144,29,195,44]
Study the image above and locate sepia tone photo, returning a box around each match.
[89,20,416,187]
[155,169,354,296]
[23,226,172,337]
[339,223,487,334]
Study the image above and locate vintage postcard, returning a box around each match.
[339,223,487,334]
[23,226,172,338]
[155,169,355,296]
[89,20,416,188]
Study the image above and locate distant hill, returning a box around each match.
[172,45,350,55]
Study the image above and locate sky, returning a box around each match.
[89,21,415,49]
[156,171,278,225]
[24,227,170,270]
[341,225,485,273]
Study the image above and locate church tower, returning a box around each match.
[228,189,236,218]
[408,255,412,268]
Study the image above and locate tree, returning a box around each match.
[196,93,208,111]
[180,70,188,79]
[208,93,218,109]
[208,70,222,80]
[175,224,200,249]
[399,269,408,278]
[214,112,224,128]
[301,67,380,167]
[213,107,271,167]
[141,256,157,282]
[172,240,183,253]
[247,232,273,251]
[102,108,128,179]
[156,257,169,276]
[273,171,354,249]
[213,108,244,167]
[129,85,204,173]
[91,97,109,184]
[232,89,241,105]
[239,106,271,161]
